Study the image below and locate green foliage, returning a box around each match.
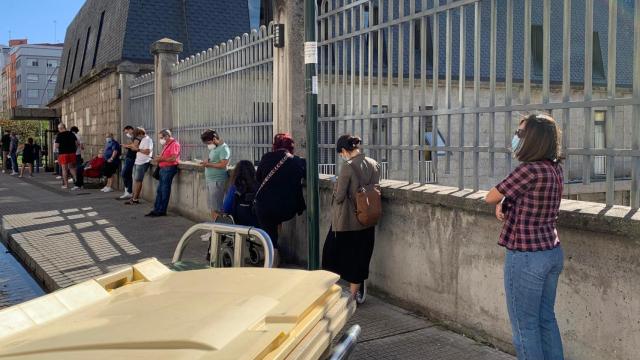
[0,120,47,144]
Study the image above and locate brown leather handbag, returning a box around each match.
[348,161,382,227]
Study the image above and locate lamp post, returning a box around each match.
[305,0,320,270]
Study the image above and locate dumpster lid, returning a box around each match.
[0,263,341,360]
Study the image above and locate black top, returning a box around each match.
[125,137,141,160]
[255,150,306,222]
[1,134,10,151]
[55,131,77,155]
[22,144,34,162]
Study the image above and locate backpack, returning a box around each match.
[348,160,382,227]
[233,189,258,227]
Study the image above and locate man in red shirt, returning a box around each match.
[146,129,181,217]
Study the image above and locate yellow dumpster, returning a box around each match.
[0,258,355,359]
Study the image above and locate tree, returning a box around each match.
[0,120,46,144]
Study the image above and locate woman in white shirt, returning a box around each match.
[125,127,153,205]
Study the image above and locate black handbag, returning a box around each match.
[152,166,160,180]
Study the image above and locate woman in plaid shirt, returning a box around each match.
[486,114,565,360]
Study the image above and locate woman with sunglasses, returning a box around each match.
[485,114,565,359]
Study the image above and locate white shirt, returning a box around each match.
[135,136,153,165]
[74,133,82,156]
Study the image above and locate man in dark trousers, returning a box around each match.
[1,129,11,173]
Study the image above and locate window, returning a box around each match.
[318,104,336,165]
[92,11,106,68]
[16,75,21,84]
[28,59,39,67]
[15,59,21,69]
[80,27,91,77]
[594,110,606,175]
[48,76,57,83]
[62,48,71,88]
[27,89,39,98]
[46,60,58,68]
[47,89,54,98]
[370,105,390,162]
[70,38,81,83]
[365,5,388,68]
[592,32,605,79]
[16,90,21,99]
[415,17,433,67]
[27,74,38,82]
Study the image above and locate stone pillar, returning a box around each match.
[273,0,307,153]
[273,0,310,267]
[151,38,183,151]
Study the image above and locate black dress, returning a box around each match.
[22,144,34,164]
[322,226,375,284]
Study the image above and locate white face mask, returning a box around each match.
[159,138,167,145]
[126,133,133,139]
[207,143,216,150]
[105,137,112,143]
[340,153,350,162]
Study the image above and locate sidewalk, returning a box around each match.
[0,173,514,359]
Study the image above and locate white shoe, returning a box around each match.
[119,192,132,199]
[10,172,18,176]
[102,187,114,193]
[1,170,5,173]
[18,175,23,178]
[71,186,81,191]
[61,185,68,189]
[55,175,62,179]
[200,233,212,242]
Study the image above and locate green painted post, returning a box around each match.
[305,0,320,270]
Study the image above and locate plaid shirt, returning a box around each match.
[496,160,563,251]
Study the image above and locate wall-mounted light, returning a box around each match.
[273,24,285,48]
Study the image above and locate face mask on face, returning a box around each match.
[159,138,167,145]
[106,137,112,143]
[207,143,216,150]
[340,153,350,162]
[126,133,132,139]
[511,135,521,152]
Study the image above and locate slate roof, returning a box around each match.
[56,0,250,94]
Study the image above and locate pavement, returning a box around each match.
[0,172,514,359]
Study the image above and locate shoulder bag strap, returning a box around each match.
[347,160,368,188]
[256,153,291,197]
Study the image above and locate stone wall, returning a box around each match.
[50,72,122,159]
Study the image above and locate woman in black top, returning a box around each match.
[255,133,306,261]
[19,138,35,178]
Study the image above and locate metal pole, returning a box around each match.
[305,0,320,270]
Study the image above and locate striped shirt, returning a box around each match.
[496,160,564,251]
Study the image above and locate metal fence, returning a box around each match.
[317,0,640,207]
[128,72,155,135]
[171,25,275,164]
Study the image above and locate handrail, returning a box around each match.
[328,325,361,360]
[172,223,274,268]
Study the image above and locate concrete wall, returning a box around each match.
[315,176,640,360]
[140,162,640,359]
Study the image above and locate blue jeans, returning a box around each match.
[153,166,177,214]
[505,246,564,360]
[10,152,17,172]
[122,158,134,193]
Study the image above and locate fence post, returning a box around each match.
[117,62,140,133]
[151,38,183,148]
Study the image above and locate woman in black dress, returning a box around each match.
[322,135,380,304]
[255,133,306,265]
[19,138,35,178]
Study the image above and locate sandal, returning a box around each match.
[125,199,140,205]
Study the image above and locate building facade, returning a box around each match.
[10,44,63,109]
[49,0,251,156]
[0,45,10,113]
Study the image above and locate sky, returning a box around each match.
[0,0,85,46]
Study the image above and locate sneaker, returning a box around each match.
[200,233,212,242]
[71,186,82,191]
[55,175,62,179]
[119,192,132,199]
[10,172,18,176]
[101,187,114,193]
[61,185,68,189]
[2,169,5,173]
